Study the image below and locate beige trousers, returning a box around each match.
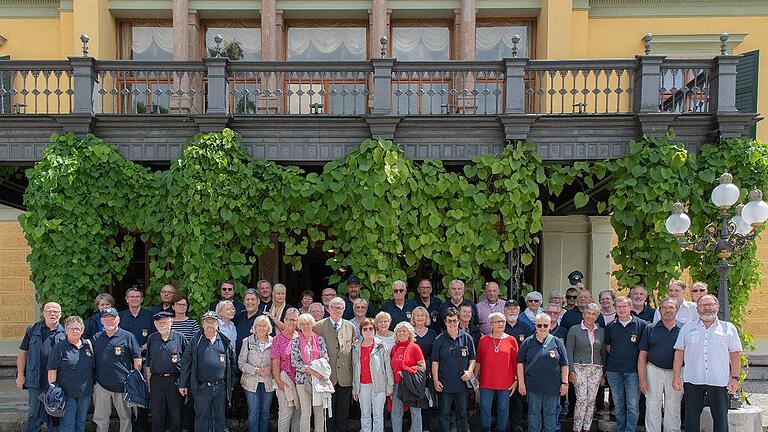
[295,380,325,432]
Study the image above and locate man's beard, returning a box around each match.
[631,299,644,308]
[700,312,718,321]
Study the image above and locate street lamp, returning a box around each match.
[665,173,768,321]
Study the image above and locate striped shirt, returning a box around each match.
[171,318,200,341]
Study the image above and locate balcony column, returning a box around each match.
[370,0,388,58]
[634,54,677,136]
[172,0,191,112]
[456,0,476,113]
[713,46,756,137]
[259,0,280,113]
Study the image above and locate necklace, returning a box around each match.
[493,336,503,353]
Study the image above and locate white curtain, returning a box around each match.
[476,26,527,60]
[288,28,366,60]
[206,28,261,60]
[131,26,173,60]
[392,27,449,60]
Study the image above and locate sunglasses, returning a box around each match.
[394,289,406,293]
[362,327,375,332]
[221,287,234,292]
[692,289,707,293]
[566,295,577,300]
[527,299,540,303]
[536,324,549,328]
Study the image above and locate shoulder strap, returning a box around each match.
[526,334,554,371]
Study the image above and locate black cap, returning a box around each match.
[153,311,173,321]
[567,270,584,285]
[101,307,119,317]
[505,299,520,308]
[346,275,361,286]
[201,311,220,321]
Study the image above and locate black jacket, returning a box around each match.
[178,330,236,405]
[397,367,429,409]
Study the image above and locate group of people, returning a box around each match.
[17,274,742,432]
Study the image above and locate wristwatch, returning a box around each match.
[561,382,568,385]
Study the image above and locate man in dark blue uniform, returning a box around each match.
[146,311,187,432]
[342,275,376,320]
[152,283,177,315]
[437,279,479,331]
[209,280,245,315]
[234,288,261,356]
[119,286,154,431]
[415,278,442,331]
[178,311,235,432]
[379,280,416,330]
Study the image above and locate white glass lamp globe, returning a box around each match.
[742,189,768,226]
[711,173,740,209]
[665,203,691,235]
[731,205,753,235]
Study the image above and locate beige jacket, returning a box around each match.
[238,335,274,393]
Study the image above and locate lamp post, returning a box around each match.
[665,173,768,321]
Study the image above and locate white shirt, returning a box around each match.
[653,300,698,325]
[673,318,742,387]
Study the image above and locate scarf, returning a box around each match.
[299,332,320,365]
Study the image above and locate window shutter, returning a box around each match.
[736,50,759,138]
[0,55,9,114]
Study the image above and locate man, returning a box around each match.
[234,288,261,355]
[605,296,647,432]
[145,311,187,432]
[92,307,143,432]
[118,286,154,431]
[342,275,375,320]
[321,287,337,314]
[209,280,245,315]
[691,281,708,303]
[522,291,544,325]
[437,279,479,331]
[476,281,507,335]
[255,279,273,315]
[673,295,742,432]
[564,287,579,311]
[629,285,656,322]
[314,297,356,432]
[17,302,64,432]
[179,311,236,432]
[503,299,533,432]
[380,280,416,330]
[309,302,326,322]
[415,278,442,331]
[432,307,476,432]
[152,283,177,314]
[559,289,594,330]
[545,303,568,340]
[653,279,697,325]
[549,290,566,322]
[638,298,682,432]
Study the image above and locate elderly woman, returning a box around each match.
[391,322,426,432]
[349,298,370,338]
[549,290,566,321]
[299,290,314,315]
[270,308,301,432]
[239,315,274,432]
[266,284,289,332]
[458,303,482,346]
[566,303,605,432]
[352,318,393,432]
[290,313,329,432]
[475,312,518,432]
[47,316,94,432]
[83,293,114,339]
[170,292,200,341]
[597,290,616,328]
[216,300,238,352]
[523,291,544,327]
[518,313,569,432]
[375,311,396,350]
[411,306,437,432]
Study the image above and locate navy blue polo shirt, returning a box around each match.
[415,328,437,363]
[560,308,583,330]
[605,316,647,373]
[551,325,568,341]
[146,330,187,375]
[505,319,534,345]
[438,299,479,330]
[197,335,227,383]
[234,311,259,354]
[92,328,142,393]
[342,297,377,320]
[631,305,656,323]
[638,320,681,370]
[380,299,417,330]
[431,330,476,393]
[415,296,443,331]
[209,300,245,315]
[256,299,273,316]
[118,308,155,348]
[47,338,94,398]
[151,304,174,315]
[518,334,569,396]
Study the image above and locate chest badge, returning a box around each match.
[114,345,123,356]
[549,350,557,358]
[171,354,179,364]
[219,353,226,363]
[460,347,468,357]
[630,334,637,343]
[142,329,148,337]
[519,334,525,341]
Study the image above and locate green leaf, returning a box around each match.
[574,192,589,209]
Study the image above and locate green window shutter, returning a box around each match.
[736,50,759,138]
[0,55,9,114]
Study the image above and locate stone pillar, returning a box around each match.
[455,0,476,113]
[173,0,189,61]
[540,216,590,298]
[275,10,285,60]
[188,10,200,60]
[261,0,277,60]
[588,216,613,295]
[370,0,388,58]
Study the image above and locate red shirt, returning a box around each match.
[360,344,373,384]
[390,340,424,384]
[476,334,518,389]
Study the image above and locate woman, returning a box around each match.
[391,321,426,432]
[83,293,114,339]
[597,290,616,328]
[266,283,289,332]
[352,318,393,432]
[170,292,200,341]
[290,313,329,432]
[375,311,396,350]
[298,290,314,315]
[239,315,274,432]
[217,300,238,352]
[47,316,94,432]
[350,298,370,339]
[270,308,301,432]
[458,303,482,346]
[517,314,569,432]
[475,312,519,432]
[411,306,437,430]
[566,303,605,432]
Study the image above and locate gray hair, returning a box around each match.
[526,291,543,302]
[449,279,465,290]
[393,321,416,341]
[353,298,369,308]
[583,303,600,313]
[297,313,317,327]
[487,312,506,323]
[659,297,679,309]
[392,280,406,291]
[535,313,552,324]
[216,300,235,315]
[308,302,324,312]
[549,290,564,299]
[375,311,392,325]
[284,307,300,317]
[64,316,84,329]
[252,315,273,335]
[615,296,631,307]
[545,302,562,312]
[273,283,287,294]
[244,288,258,297]
[329,296,346,310]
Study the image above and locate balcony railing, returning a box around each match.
[0,54,738,117]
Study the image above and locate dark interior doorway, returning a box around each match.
[279,243,338,306]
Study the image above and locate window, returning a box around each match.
[127,23,173,61]
[476,25,528,60]
[392,27,450,61]
[391,26,450,114]
[115,23,175,113]
[287,27,367,61]
[205,26,261,60]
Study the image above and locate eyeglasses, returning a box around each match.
[490,321,505,325]
[221,287,233,292]
[418,285,431,290]
[362,327,375,332]
[67,327,83,332]
[160,290,175,295]
[393,289,406,293]
[445,318,459,324]
[536,324,549,328]
[699,303,717,308]
[527,299,540,303]
[566,295,577,300]
[692,289,707,293]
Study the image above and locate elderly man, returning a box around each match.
[342,275,375,320]
[438,279,479,331]
[92,307,143,432]
[309,302,327,322]
[255,279,273,315]
[605,296,647,432]
[118,286,154,431]
[179,311,236,432]
[235,288,261,355]
[673,295,742,432]
[380,280,417,330]
[476,281,507,335]
[433,307,476,432]
[153,283,177,314]
[560,289,594,331]
[523,291,544,325]
[638,298,682,432]
[146,311,187,432]
[209,280,245,315]
[654,279,698,325]
[549,290,566,322]
[629,285,655,322]
[545,303,568,340]
[691,281,708,303]
[313,296,356,432]
[415,278,443,331]
[17,302,64,432]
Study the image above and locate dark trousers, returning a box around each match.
[150,375,183,432]
[326,384,352,432]
[508,391,527,431]
[439,391,469,432]
[683,383,730,432]
[192,382,227,432]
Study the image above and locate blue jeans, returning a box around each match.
[606,371,640,432]
[526,391,560,432]
[60,394,91,432]
[479,388,510,432]
[26,387,57,432]
[438,391,468,432]
[193,383,227,432]
[245,383,273,432]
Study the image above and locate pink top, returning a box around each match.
[270,332,297,382]
[581,321,596,361]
